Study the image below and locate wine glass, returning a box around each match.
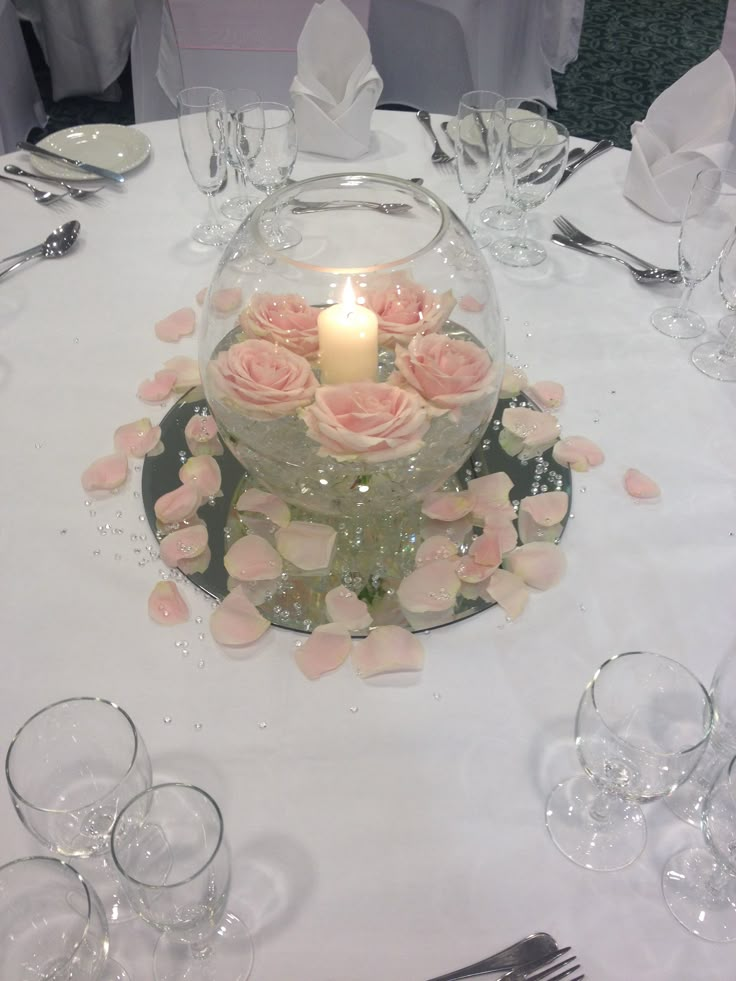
[490,117,569,268]
[176,86,231,247]
[691,231,736,380]
[5,696,152,924]
[651,167,736,339]
[236,101,300,249]
[481,97,548,232]
[454,90,503,248]
[545,651,713,872]
[663,753,736,941]
[220,87,261,222]
[111,782,254,981]
[0,855,129,980]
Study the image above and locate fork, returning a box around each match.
[4,165,102,200]
[501,948,584,981]
[0,173,68,205]
[551,234,682,284]
[416,110,455,166]
[554,216,673,273]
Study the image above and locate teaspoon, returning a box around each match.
[0,220,80,281]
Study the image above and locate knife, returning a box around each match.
[16,141,125,184]
[557,138,613,185]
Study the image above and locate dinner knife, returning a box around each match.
[16,141,125,184]
[557,138,613,185]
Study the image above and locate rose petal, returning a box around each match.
[552,436,605,472]
[154,483,201,525]
[353,625,425,678]
[275,521,337,571]
[519,491,569,527]
[483,512,519,553]
[500,365,528,398]
[485,569,529,619]
[458,294,485,312]
[179,456,222,498]
[421,515,474,544]
[196,287,207,305]
[324,586,373,631]
[504,542,566,590]
[224,535,283,581]
[295,623,352,679]
[468,531,502,569]
[624,468,661,499]
[397,559,460,613]
[148,581,189,625]
[137,370,177,404]
[212,287,242,315]
[113,418,162,458]
[467,472,515,522]
[164,357,201,392]
[235,489,291,528]
[421,491,473,521]
[415,535,459,566]
[159,524,209,568]
[501,407,561,458]
[518,510,562,545]
[185,414,223,457]
[456,556,493,584]
[525,380,565,410]
[155,307,196,342]
[179,545,211,576]
[210,586,270,646]
[81,452,128,492]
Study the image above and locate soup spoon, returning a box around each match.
[0,220,80,281]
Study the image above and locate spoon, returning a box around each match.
[0,220,80,281]
[551,234,682,284]
[4,164,102,200]
[0,172,68,205]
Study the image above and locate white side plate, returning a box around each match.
[31,124,152,181]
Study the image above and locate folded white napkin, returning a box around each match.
[623,51,736,222]
[290,0,383,159]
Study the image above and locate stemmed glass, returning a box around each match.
[490,117,569,268]
[176,86,231,247]
[651,167,736,339]
[0,856,128,980]
[454,90,503,248]
[111,782,254,981]
[545,651,713,872]
[5,697,152,924]
[663,754,736,941]
[691,232,736,380]
[220,87,261,222]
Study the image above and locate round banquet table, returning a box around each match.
[0,110,734,980]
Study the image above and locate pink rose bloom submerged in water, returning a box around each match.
[363,274,455,346]
[394,333,494,409]
[209,338,318,420]
[301,381,429,463]
[239,292,320,361]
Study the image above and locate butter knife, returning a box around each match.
[557,138,613,185]
[17,141,125,184]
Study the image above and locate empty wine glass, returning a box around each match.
[5,697,152,924]
[651,167,736,339]
[691,231,736,380]
[490,117,569,268]
[176,86,231,247]
[111,782,254,981]
[481,97,547,231]
[220,87,260,222]
[454,90,503,248]
[663,753,736,941]
[0,856,129,980]
[545,651,713,872]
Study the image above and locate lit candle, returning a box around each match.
[317,278,378,385]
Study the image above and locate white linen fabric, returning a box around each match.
[131,0,183,123]
[0,111,734,980]
[0,0,45,152]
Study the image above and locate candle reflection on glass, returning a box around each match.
[317,278,378,384]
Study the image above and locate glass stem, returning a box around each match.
[517,209,529,247]
[205,191,221,228]
[190,941,214,960]
[676,283,694,314]
[703,861,736,903]
[587,789,615,824]
[721,315,736,358]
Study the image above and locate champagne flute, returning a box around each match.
[651,167,736,339]
[220,87,261,222]
[176,86,231,247]
[691,232,736,380]
[481,97,547,231]
[454,90,503,248]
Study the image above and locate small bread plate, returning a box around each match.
[30,124,152,181]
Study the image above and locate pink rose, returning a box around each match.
[363,273,455,346]
[394,333,494,409]
[301,381,429,463]
[239,292,320,361]
[209,338,318,420]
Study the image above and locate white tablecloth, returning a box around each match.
[0,110,734,980]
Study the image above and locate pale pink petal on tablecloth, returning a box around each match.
[81,452,128,492]
[467,472,515,522]
[325,586,373,630]
[212,287,242,314]
[397,559,460,613]
[500,365,528,397]
[415,535,459,566]
[196,287,207,305]
[501,407,561,457]
[179,456,222,498]
[235,488,291,528]
[295,623,352,679]
[148,581,189,625]
[520,491,569,526]
[210,586,270,646]
[504,542,566,590]
[525,380,565,410]
[154,482,201,525]
[518,509,562,545]
[353,625,425,678]
[552,435,604,472]
[624,468,661,499]
[179,546,211,576]
[154,307,196,342]
[275,521,337,571]
[137,370,177,404]
[456,556,493,584]
[159,524,209,568]
[483,512,519,553]
[164,356,201,392]
[421,490,473,521]
[113,418,162,458]
[224,535,283,581]
[486,569,529,619]
[469,531,502,569]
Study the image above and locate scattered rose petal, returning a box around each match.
[179,546,211,576]
[486,569,529,619]
[224,535,283,581]
[237,580,273,606]
[154,483,201,525]
[113,418,162,458]
[324,586,373,631]
[519,491,569,527]
[235,489,291,528]
[185,414,223,457]
[210,586,270,646]
[137,370,177,404]
[504,542,566,590]
[467,472,515,522]
[353,625,425,678]
[552,435,604,472]
[397,559,460,613]
[415,535,459,566]
[525,380,565,410]
[196,287,207,305]
[624,468,661,500]
[148,581,189,625]
[518,510,562,545]
[159,524,209,568]
[155,307,195,342]
[456,556,493,584]
[81,452,128,492]
[164,357,201,392]
[500,365,528,397]
[458,294,485,312]
[421,515,474,544]
[482,511,519,553]
[295,624,352,679]
[421,491,473,521]
[502,407,561,457]
[179,456,222,498]
[275,521,336,571]
[212,287,242,314]
[468,531,502,569]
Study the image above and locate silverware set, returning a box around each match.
[0,220,80,282]
[417,109,455,167]
[425,932,584,981]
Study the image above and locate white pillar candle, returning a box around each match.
[317,278,378,385]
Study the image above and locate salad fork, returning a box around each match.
[501,948,584,981]
[554,216,672,273]
[416,110,455,166]
[4,165,102,200]
[0,173,68,205]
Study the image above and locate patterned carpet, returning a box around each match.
[25,0,729,148]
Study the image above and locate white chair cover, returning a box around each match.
[131,0,183,123]
[0,0,45,153]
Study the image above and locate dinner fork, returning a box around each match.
[554,216,672,273]
[0,173,68,205]
[501,948,584,981]
[551,234,682,284]
[4,165,102,200]
[416,110,455,166]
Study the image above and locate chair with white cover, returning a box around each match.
[131,0,183,123]
[0,0,46,153]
